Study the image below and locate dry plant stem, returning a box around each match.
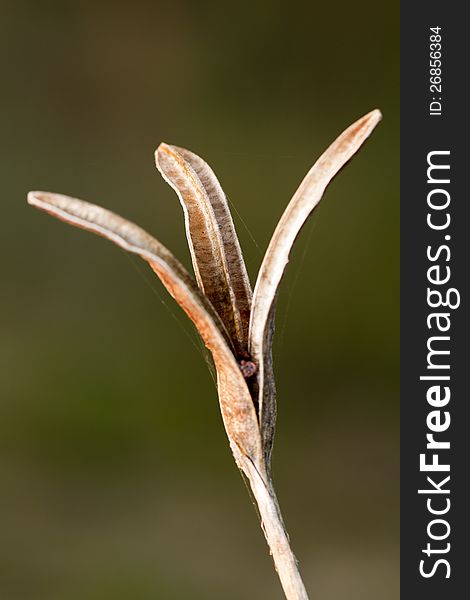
[29,191,308,599]
[240,455,309,600]
[255,483,308,600]
[27,109,382,600]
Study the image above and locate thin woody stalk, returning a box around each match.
[240,454,309,600]
[27,109,381,600]
[257,487,308,600]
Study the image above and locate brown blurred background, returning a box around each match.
[1,1,399,598]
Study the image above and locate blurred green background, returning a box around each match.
[1,1,398,598]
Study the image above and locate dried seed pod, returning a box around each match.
[27,191,263,467]
[156,144,252,355]
[249,109,382,460]
[28,109,382,600]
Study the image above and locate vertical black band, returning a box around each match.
[401,2,468,597]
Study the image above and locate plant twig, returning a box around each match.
[27,109,381,600]
[237,450,309,600]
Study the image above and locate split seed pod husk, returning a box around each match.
[28,109,382,600]
[155,143,252,356]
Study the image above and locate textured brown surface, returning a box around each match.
[156,144,252,356]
